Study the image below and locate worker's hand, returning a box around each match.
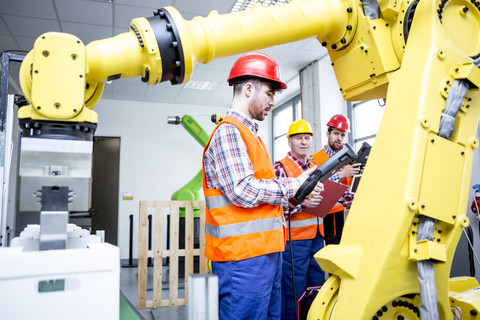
[304,183,324,208]
[304,195,323,208]
[311,181,324,194]
[339,163,362,179]
[305,181,324,203]
[297,165,317,185]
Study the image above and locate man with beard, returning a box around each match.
[310,114,361,245]
[202,52,324,320]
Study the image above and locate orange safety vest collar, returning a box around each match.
[279,156,322,241]
[202,116,285,262]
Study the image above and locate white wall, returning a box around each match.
[301,55,347,151]
[94,99,227,259]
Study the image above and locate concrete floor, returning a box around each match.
[120,264,188,320]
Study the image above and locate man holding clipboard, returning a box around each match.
[310,114,361,245]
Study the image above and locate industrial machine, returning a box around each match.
[167,114,210,216]
[167,114,211,273]
[10,0,480,318]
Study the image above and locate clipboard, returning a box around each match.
[302,180,348,218]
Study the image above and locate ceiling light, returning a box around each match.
[231,0,291,12]
[184,80,218,91]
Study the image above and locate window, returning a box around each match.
[272,95,301,162]
[349,99,385,150]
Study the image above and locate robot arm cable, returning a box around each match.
[361,0,380,19]
[439,56,480,139]
[463,226,477,277]
[438,80,469,139]
[416,216,439,320]
[416,55,480,320]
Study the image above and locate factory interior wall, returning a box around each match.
[301,55,348,151]
[94,98,271,259]
[316,56,348,147]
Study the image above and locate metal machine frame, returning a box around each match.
[0,52,24,247]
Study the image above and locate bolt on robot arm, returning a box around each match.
[18,0,480,318]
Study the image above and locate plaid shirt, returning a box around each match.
[203,110,300,208]
[317,146,355,208]
[274,152,309,217]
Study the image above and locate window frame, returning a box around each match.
[349,99,386,150]
[272,94,302,162]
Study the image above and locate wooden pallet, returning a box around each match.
[137,200,207,308]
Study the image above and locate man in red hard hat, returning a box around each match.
[310,114,361,245]
[202,52,323,320]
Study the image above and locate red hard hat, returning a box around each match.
[227,52,287,89]
[327,114,350,132]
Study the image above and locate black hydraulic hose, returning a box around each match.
[466,225,475,277]
[288,214,299,320]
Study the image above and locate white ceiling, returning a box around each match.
[0,0,327,107]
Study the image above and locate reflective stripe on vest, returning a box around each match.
[279,156,321,241]
[202,116,285,262]
[206,216,284,238]
[289,217,322,229]
[205,194,233,210]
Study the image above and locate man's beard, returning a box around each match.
[251,94,267,121]
[329,139,341,152]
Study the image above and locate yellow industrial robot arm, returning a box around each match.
[308,0,480,318]
[18,0,358,126]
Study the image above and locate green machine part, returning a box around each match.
[180,114,210,146]
[169,114,211,217]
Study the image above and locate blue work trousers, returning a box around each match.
[212,252,282,320]
[281,232,325,320]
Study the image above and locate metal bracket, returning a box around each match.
[409,216,447,262]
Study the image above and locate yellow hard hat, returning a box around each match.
[287,119,314,138]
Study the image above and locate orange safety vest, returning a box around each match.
[202,116,285,262]
[279,157,322,241]
[310,149,353,238]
